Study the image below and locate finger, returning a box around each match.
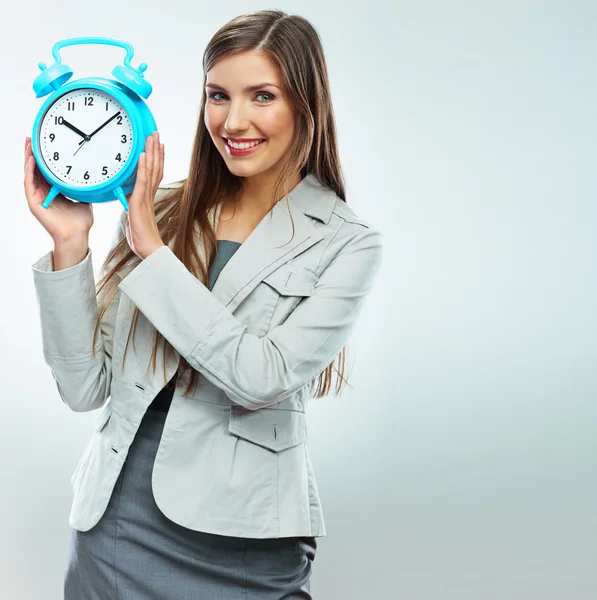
[145,137,155,201]
[31,156,43,189]
[124,215,132,247]
[24,157,37,210]
[135,153,148,197]
[24,138,31,173]
[27,155,45,202]
[152,134,161,187]
[144,138,153,183]
[145,136,154,183]
[157,143,164,185]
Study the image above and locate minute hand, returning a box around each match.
[80,111,122,144]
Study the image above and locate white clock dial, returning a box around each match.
[38,88,134,186]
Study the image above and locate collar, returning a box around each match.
[287,173,337,225]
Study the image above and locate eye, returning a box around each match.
[206,91,275,104]
[256,92,275,103]
[207,92,227,102]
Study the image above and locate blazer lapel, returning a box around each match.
[203,173,336,313]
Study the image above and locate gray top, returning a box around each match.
[208,240,242,290]
[148,240,242,413]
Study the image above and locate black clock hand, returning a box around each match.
[81,111,122,144]
[60,119,91,141]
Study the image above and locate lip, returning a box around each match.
[224,137,265,143]
[222,137,266,157]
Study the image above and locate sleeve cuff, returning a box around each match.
[31,247,92,278]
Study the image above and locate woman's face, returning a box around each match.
[204,50,296,182]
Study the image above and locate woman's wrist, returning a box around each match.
[52,237,89,271]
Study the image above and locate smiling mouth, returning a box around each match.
[222,137,266,149]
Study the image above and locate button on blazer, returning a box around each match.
[31,173,384,538]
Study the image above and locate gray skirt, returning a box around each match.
[64,407,316,599]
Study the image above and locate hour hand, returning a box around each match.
[60,119,90,141]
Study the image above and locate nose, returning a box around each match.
[224,100,249,135]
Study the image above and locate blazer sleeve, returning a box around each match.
[31,213,126,412]
[117,222,384,410]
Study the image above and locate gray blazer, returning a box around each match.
[31,173,384,538]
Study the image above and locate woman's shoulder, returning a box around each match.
[307,186,383,264]
[156,180,184,200]
[330,196,376,231]
[115,182,183,232]
[299,174,378,233]
[158,180,184,191]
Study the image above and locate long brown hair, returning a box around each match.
[92,9,353,398]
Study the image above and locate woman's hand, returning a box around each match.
[124,131,166,260]
[24,136,94,244]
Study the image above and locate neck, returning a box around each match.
[233,170,303,216]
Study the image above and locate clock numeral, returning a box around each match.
[66,166,72,174]
[85,96,94,106]
[67,101,75,111]
[53,152,59,161]
[54,116,64,125]
[115,153,122,162]
[121,134,127,144]
[84,171,90,180]
[117,116,123,125]
[49,133,55,142]
[102,166,108,176]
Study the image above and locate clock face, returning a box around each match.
[38,88,134,186]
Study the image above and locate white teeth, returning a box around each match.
[227,139,263,149]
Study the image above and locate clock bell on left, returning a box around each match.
[30,37,158,212]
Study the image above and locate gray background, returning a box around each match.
[1,1,596,598]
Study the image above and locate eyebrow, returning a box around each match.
[205,82,280,93]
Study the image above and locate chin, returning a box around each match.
[225,160,275,178]
[225,164,258,178]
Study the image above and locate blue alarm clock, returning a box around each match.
[31,37,157,212]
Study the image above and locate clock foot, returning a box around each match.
[113,186,129,212]
[41,186,61,209]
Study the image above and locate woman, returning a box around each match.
[25,9,383,599]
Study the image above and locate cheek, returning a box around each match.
[204,107,221,135]
[259,107,294,139]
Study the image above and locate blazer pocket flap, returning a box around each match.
[228,406,307,452]
[262,264,317,297]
